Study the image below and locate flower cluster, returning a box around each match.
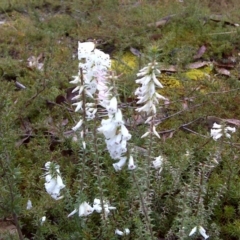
[44,162,65,200]
[68,198,116,218]
[135,61,165,115]
[98,96,133,171]
[135,61,166,139]
[70,42,111,131]
[210,122,236,141]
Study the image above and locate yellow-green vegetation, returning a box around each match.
[1,0,240,239]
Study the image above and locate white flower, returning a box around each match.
[189,226,197,236]
[44,162,65,200]
[189,226,209,239]
[92,198,116,216]
[152,156,163,170]
[107,97,118,114]
[199,226,209,239]
[211,122,236,141]
[26,199,32,210]
[113,157,127,171]
[68,201,94,217]
[79,201,94,217]
[135,61,165,115]
[41,216,46,225]
[115,229,124,236]
[153,125,160,138]
[128,155,136,170]
[141,131,150,138]
[72,119,83,132]
[115,228,130,236]
[67,208,78,217]
[124,228,130,235]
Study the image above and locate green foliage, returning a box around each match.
[1,0,240,239]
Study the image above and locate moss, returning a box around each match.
[112,51,138,74]
[184,67,212,81]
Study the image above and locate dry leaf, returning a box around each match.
[130,47,141,57]
[193,45,207,59]
[224,118,240,127]
[161,130,175,142]
[213,60,235,69]
[147,15,175,28]
[186,61,210,69]
[159,64,177,72]
[215,67,230,76]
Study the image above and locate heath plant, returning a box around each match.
[1,1,240,239]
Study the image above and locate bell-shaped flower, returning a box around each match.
[26,199,32,210]
[41,216,46,225]
[113,157,127,171]
[44,162,65,200]
[79,201,94,217]
[128,155,136,170]
[152,155,163,171]
[115,229,124,236]
[107,97,118,114]
[189,226,197,236]
[68,201,94,217]
[93,198,116,217]
[199,226,209,239]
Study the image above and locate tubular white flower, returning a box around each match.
[199,226,209,239]
[152,155,163,170]
[141,131,150,138]
[107,97,118,114]
[44,162,65,200]
[128,155,136,170]
[79,202,94,217]
[26,199,32,210]
[41,216,46,225]
[115,229,124,236]
[189,226,197,236]
[67,209,77,218]
[113,157,127,171]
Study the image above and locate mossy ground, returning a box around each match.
[1,0,240,239]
